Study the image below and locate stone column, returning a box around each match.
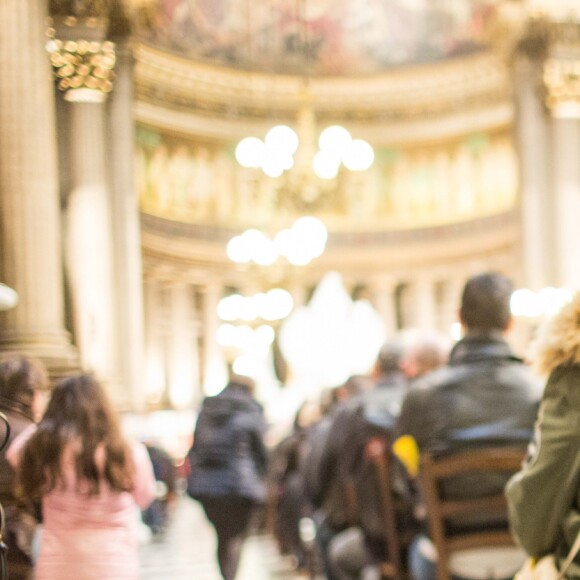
[513,55,555,290]
[372,277,398,336]
[407,275,437,331]
[551,117,580,290]
[167,282,199,409]
[65,100,121,394]
[202,282,228,396]
[0,0,77,373]
[439,276,464,336]
[143,277,166,406]
[48,15,124,399]
[107,41,147,410]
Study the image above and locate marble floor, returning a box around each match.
[140,495,313,580]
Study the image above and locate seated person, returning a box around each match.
[328,331,450,580]
[394,272,542,580]
[506,293,580,578]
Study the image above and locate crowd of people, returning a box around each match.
[0,271,578,580]
[266,272,579,580]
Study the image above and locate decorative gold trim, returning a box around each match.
[134,43,511,125]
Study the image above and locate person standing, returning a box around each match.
[187,374,268,580]
[0,355,48,580]
[506,292,580,578]
[395,272,542,580]
[8,374,156,580]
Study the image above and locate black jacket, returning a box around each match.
[395,332,542,530]
[187,383,268,503]
[314,371,407,530]
[396,333,541,455]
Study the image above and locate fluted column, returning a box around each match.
[372,277,398,336]
[439,276,464,335]
[143,277,166,406]
[0,0,77,372]
[107,42,146,410]
[513,55,555,290]
[552,117,580,290]
[202,283,228,396]
[65,101,120,391]
[408,275,437,331]
[167,282,199,409]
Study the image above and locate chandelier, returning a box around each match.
[235,92,374,181]
[227,216,328,267]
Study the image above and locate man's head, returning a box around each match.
[374,339,405,378]
[460,272,513,333]
[402,331,450,379]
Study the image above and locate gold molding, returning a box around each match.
[141,210,519,289]
[134,43,511,126]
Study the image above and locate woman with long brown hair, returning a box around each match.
[8,374,156,580]
[0,354,48,580]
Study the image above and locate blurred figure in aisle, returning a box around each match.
[506,292,580,578]
[8,374,156,580]
[270,376,373,574]
[186,374,268,580]
[395,272,542,580]
[142,442,178,537]
[0,355,48,580]
[268,400,321,570]
[328,331,450,580]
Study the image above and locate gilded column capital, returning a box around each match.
[47,0,121,103]
[46,35,116,103]
[542,21,580,117]
[50,0,112,22]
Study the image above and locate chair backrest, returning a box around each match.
[419,447,527,580]
[365,436,407,580]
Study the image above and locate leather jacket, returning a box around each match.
[395,332,542,518]
[396,332,541,456]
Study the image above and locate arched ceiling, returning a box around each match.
[134,0,499,76]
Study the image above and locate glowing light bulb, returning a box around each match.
[235,137,266,168]
[342,139,375,171]
[265,125,299,155]
[318,125,352,156]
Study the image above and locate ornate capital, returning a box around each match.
[543,22,580,117]
[50,0,111,20]
[47,36,116,103]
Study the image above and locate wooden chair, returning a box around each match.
[365,436,410,580]
[419,447,527,580]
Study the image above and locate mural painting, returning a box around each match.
[136,125,518,230]
[135,0,498,76]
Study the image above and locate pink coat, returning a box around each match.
[8,426,156,580]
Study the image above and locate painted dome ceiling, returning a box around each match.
[135,0,498,76]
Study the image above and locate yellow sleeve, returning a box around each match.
[393,434,420,478]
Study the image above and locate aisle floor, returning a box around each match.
[140,496,312,580]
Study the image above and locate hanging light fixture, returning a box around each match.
[226,215,328,267]
[235,120,374,180]
[235,0,374,182]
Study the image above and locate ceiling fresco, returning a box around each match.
[135,0,498,76]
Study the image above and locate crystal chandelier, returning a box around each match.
[227,216,328,267]
[235,95,374,181]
